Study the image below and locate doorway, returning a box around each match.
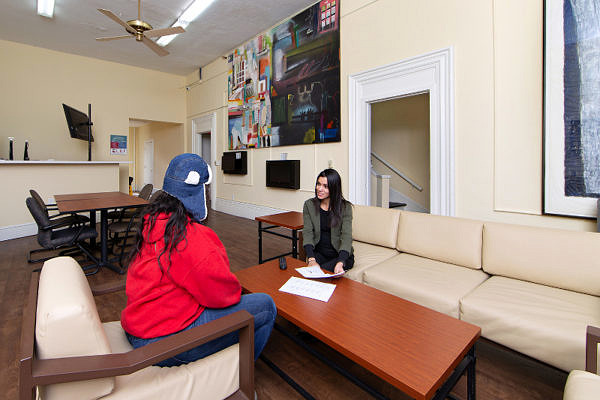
[143,139,154,186]
[348,47,455,216]
[370,94,430,213]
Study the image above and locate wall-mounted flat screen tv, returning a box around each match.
[62,104,94,142]
[222,151,247,174]
[266,160,300,189]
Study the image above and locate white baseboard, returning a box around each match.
[212,198,289,220]
[0,222,37,241]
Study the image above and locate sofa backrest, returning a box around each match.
[36,256,115,400]
[352,205,401,248]
[483,222,600,296]
[397,211,483,269]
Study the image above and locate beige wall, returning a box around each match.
[134,122,185,190]
[184,0,594,231]
[371,95,430,209]
[0,39,186,193]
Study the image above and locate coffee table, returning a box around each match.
[235,257,480,400]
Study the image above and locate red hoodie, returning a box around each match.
[121,213,241,338]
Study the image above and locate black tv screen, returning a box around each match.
[266,160,300,189]
[221,151,247,174]
[63,103,94,142]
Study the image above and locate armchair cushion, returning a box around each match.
[460,276,600,372]
[563,370,600,400]
[102,322,240,400]
[362,253,488,318]
[36,257,114,400]
[397,211,483,269]
[345,241,399,282]
[352,205,401,248]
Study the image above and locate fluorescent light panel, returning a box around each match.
[37,0,55,18]
[157,0,216,46]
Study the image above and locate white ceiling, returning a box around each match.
[0,0,318,76]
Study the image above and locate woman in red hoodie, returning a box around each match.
[121,153,276,367]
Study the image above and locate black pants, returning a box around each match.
[313,252,354,272]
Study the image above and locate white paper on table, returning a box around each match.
[279,277,336,302]
[295,266,345,279]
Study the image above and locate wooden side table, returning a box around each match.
[255,211,304,263]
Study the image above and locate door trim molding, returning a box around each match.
[191,112,217,207]
[348,47,455,216]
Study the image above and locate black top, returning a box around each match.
[304,207,350,266]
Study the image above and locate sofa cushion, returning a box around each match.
[483,222,600,296]
[36,257,114,400]
[563,370,600,400]
[362,253,489,318]
[352,205,401,248]
[460,276,600,372]
[102,321,240,400]
[345,241,399,282]
[397,211,483,269]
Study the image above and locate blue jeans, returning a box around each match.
[126,293,277,367]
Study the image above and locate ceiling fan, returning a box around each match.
[96,0,185,57]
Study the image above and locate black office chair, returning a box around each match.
[26,197,100,274]
[108,189,163,271]
[29,189,90,224]
[107,183,153,222]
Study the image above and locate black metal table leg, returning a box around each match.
[292,229,298,258]
[258,221,263,264]
[89,210,96,248]
[467,347,476,400]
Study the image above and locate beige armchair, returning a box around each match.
[19,256,255,400]
[563,326,600,399]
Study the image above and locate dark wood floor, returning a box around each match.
[1,209,567,399]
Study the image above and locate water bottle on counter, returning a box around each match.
[8,137,14,160]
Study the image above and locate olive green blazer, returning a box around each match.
[302,198,353,255]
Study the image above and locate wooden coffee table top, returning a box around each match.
[235,257,481,400]
[255,211,303,230]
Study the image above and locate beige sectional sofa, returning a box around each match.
[347,205,600,373]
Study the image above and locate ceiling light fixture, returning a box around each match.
[37,0,55,18]
[157,0,216,47]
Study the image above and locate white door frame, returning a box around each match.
[192,112,217,207]
[348,47,455,216]
[143,139,154,188]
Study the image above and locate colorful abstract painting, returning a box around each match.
[228,0,340,149]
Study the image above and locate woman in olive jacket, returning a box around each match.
[302,168,354,274]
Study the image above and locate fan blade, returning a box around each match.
[98,9,136,35]
[143,26,185,38]
[96,35,134,41]
[142,36,169,56]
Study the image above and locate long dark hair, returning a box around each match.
[313,168,349,227]
[129,191,194,274]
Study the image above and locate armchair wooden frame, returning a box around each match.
[19,271,255,400]
[586,325,600,374]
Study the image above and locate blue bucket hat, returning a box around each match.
[162,153,212,222]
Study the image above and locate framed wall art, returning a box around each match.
[227,0,340,149]
[544,0,600,218]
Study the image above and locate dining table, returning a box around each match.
[54,191,148,273]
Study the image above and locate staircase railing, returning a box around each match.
[370,170,390,208]
[371,152,423,192]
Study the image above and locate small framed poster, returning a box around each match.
[110,134,127,155]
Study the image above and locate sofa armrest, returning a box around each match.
[586,325,600,373]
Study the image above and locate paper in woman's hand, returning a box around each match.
[295,266,345,279]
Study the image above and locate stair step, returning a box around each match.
[389,202,407,209]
